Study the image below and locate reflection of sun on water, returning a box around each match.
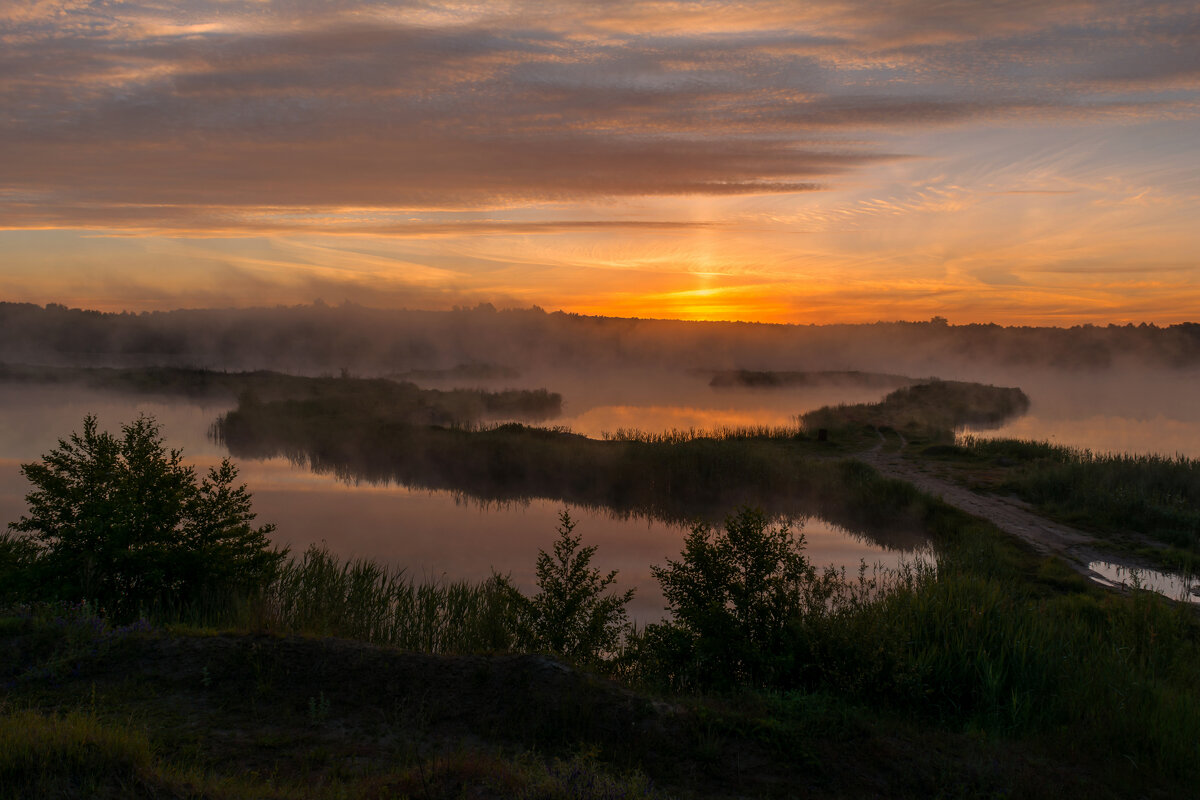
[564,405,796,439]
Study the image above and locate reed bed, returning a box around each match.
[259,546,518,652]
[800,379,1029,436]
[7,510,1200,785]
[601,424,802,444]
[961,435,1200,549]
[782,521,1200,777]
[165,545,518,654]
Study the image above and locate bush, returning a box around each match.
[7,415,284,618]
[648,507,841,688]
[0,533,40,606]
[501,511,633,665]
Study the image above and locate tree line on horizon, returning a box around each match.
[2,301,1198,374]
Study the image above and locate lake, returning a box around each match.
[4,367,1197,619]
[957,368,1200,457]
[0,380,919,622]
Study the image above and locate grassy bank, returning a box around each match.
[217,405,931,539]
[6,493,1200,797]
[0,363,562,424]
[7,373,1200,796]
[918,437,1200,559]
[800,379,1029,439]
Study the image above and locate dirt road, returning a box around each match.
[857,433,1148,589]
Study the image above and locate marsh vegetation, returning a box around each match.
[216,401,933,537]
[4,304,1200,797]
[928,437,1200,563]
[5,496,1200,798]
[799,379,1030,439]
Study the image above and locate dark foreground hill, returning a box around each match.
[2,623,1181,799]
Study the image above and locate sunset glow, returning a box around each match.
[2,1,1198,323]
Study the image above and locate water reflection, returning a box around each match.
[10,372,1200,620]
[551,385,899,439]
[1089,561,1200,604]
[957,369,1200,458]
[0,384,923,623]
[245,469,913,623]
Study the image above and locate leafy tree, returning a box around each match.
[502,511,634,665]
[650,506,839,687]
[0,531,40,605]
[7,415,284,617]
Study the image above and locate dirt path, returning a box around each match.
[858,431,1126,584]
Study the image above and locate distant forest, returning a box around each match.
[3,301,1199,374]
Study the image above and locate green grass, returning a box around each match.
[956,436,1200,552]
[0,710,163,800]
[785,515,1200,784]
[801,379,1029,438]
[6,501,1200,797]
[0,708,665,800]
[8,366,1200,795]
[232,545,518,653]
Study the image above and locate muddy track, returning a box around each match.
[857,431,1142,588]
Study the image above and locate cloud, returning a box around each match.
[0,0,1196,236]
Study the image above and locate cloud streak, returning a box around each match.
[0,1,1198,324]
[2,0,1197,232]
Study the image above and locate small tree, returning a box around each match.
[8,415,284,617]
[503,511,634,665]
[650,506,839,686]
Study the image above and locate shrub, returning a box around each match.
[648,506,841,688]
[0,533,40,606]
[501,511,633,665]
[7,415,284,618]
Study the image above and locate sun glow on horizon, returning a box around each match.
[1,2,1197,325]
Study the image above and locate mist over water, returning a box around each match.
[4,308,1199,620]
[957,368,1200,456]
[475,365,905,437]
[0,381,920,622]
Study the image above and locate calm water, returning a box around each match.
[958,369,1200,457]
[0,382,915,622]
[1090,561,1199,603]
[5,368,1198,618]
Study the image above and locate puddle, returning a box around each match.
[1088,561,1200,603]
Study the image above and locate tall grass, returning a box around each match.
[174,545,519,654]
[217,401,933,537]
[7,507,1200,785]
[602,424,802,444]
[769,518,1200,777]
[961,435,1200,549]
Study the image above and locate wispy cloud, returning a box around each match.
[2,0,1196,232]
[1,1,1198,323]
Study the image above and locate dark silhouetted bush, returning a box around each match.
[7,415,284,618]
[500,511,633,665]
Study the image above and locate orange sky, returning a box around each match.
[1,1,1198,325]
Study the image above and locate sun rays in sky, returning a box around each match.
[2,1,1198,323]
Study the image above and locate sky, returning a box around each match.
[1,0,1198,325]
